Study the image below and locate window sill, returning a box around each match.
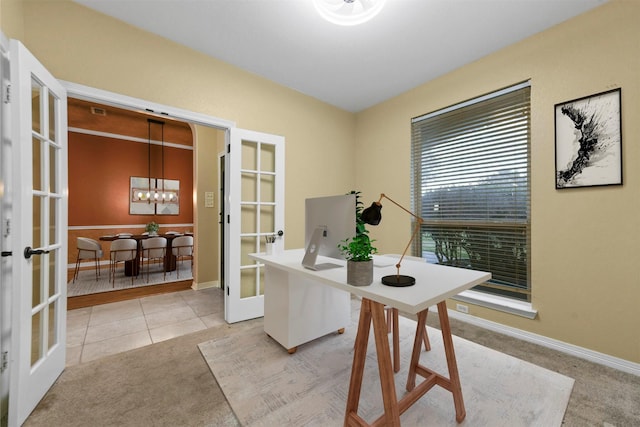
[452,290,537,319]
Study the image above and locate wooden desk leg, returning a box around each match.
[371,300,401,426]
[437,301,466,423]
[419,307,431,352]
[406,309,428,391]
[392,308,400,373]
[344,298,401,427]
[344,299,372,426]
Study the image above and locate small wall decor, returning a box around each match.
[554,88,622,189]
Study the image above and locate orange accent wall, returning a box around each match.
[69,133,193,226]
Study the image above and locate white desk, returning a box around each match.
[251,249,491,426]
[256,250,352,353]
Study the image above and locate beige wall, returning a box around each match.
[3,0,356,286]
[193,124,223,288]
[4,0,638,364]
[9,0,356,254]
[0,0,24,40]
[355,0,639,363]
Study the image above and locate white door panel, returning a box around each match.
[225,129,284,323]
[0,32,11,427]
[8,40,68,426]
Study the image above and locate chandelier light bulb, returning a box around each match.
[313,0,386,26]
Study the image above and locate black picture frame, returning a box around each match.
[554,88,622,189]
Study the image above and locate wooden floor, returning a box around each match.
[68,280,193,310]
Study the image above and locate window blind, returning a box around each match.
[411,83,531,300]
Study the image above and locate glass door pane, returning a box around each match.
[225,128,284,323]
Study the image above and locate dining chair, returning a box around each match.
[171,235,194,279]
[109,238,138,287]
[73,237,103,283]
[382,254,431,373]
[141,236,167,282]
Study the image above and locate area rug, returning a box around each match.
[67,262,192,296]
[199,311,574,426]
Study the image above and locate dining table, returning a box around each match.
[99,233,187,276]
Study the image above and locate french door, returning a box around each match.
[225,129,284,323]
[0,33,11,427]
[8,40,68,426]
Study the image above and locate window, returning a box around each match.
[411,82,531,301]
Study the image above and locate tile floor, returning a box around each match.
[66,287,225,366]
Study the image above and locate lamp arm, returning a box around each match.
[376,193,424,276]
[377,193,422,222]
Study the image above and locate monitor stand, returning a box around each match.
[302,227,343,271]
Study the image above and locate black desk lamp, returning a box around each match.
[361,193,424,287]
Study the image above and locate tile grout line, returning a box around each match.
[69,288,225,366]
[77,305,93,364]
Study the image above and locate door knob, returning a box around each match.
[24,246,50,259]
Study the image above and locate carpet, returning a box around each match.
[199,311,574,427]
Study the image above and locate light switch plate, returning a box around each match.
[205,191,214,208]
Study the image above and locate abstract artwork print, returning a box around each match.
[554,88,622,189]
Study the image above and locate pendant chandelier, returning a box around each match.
[132,118,177,204]
[313,0,386,26]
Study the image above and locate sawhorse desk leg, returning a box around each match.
[345,298,400,426]
[406,301,466,422]
[344,299,466,426]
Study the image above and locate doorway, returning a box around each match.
[62,81,287,324]
[64,89,228,307]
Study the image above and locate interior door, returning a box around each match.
[225,129,284,323]
[8,40,68,426]
[0,33,11,427]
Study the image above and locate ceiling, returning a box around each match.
[74,0,607,113]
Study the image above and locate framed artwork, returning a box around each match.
[130,177,180,215]
[155,179,180,215]
[130,176,155,215]
[554,88,622,189]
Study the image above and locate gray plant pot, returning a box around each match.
[347,260,373,286]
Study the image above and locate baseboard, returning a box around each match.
[192,280,219,290]
[68,280,192,309]
[433,306,640,377]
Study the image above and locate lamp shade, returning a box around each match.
[361,202,382,226]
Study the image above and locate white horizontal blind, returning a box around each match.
[411,83,531,300]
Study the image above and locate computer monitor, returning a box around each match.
[303,194,356,267]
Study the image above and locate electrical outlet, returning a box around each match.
[456,303,469,314]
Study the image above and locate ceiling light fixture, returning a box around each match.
[313,0,386,26]
[135,118,168,203]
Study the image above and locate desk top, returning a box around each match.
[250,249,491,314]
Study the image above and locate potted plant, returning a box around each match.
[338,191,377,286]
[145,221,160,235]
